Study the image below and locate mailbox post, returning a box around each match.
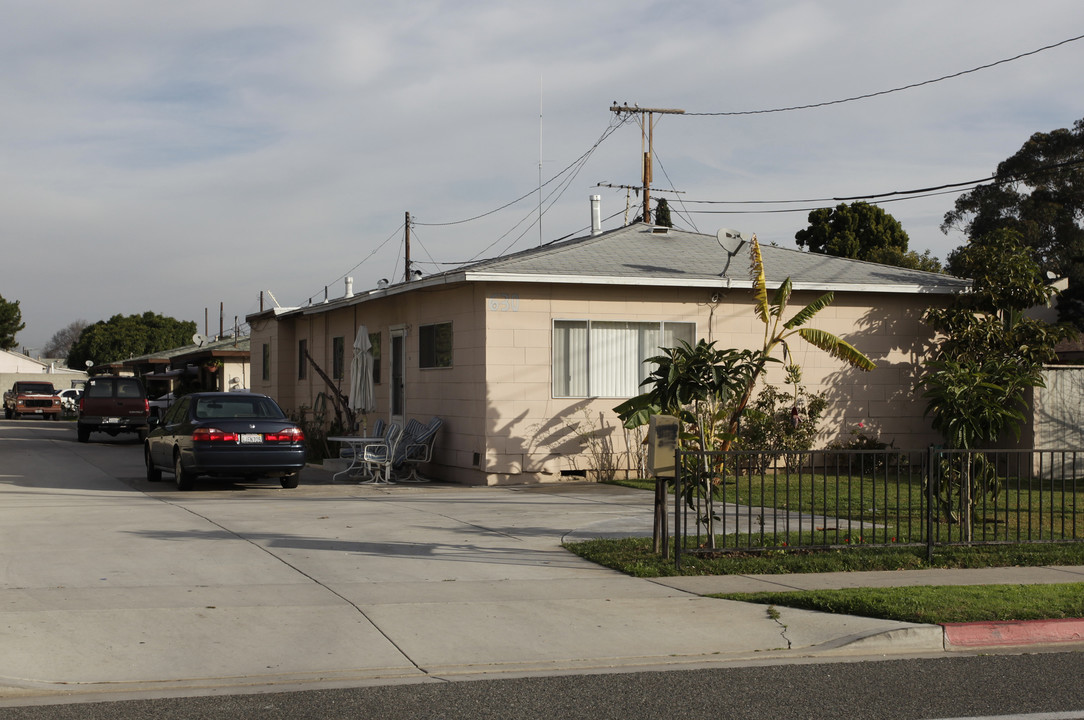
[647,415,679,557]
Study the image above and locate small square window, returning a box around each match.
[419,322,452,368]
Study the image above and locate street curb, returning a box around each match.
[943,618,1084,648]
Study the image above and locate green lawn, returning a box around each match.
[713,583,1084,624]
[566,483,1084,624]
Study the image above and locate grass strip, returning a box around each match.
[563,537,1084,578]
[713,583,1084,624]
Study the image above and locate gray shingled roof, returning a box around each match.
[457,223,969,294]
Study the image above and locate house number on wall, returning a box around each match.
[488,293,519,312]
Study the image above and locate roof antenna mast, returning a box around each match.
[609,103,685,224]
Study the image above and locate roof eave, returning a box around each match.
[462,271,968,295]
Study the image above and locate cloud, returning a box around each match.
[2,0,1083,351]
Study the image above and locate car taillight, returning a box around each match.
[143,399,150,413]
[265,428,304,443]
[192,427,238,442]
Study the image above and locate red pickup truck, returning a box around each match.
[3,381,62,420]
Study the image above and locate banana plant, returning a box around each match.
[616,234,876,448]
[717,235,876,450]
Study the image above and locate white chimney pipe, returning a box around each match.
[345,277,354,298]
[590,195,602,236]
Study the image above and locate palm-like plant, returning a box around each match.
[717,236,876,450]
[617,234,876,448]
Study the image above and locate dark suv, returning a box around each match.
[77,375,150,443]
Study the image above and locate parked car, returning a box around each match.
[144,392,306,491]
[57,388,83,412]
[77,375,150,443]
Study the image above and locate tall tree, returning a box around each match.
[0,294,25,350]
[920,229,1076,535]
[795,201,942,272]
[943,117,1084,328]
[67,312,197,370]
[42,320,89,360]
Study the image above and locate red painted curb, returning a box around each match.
[943,618,1084,647]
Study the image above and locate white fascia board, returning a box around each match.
[464,272,967,295]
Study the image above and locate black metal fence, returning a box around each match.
[673,448,1084,566]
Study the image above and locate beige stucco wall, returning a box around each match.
[250,287,489,483]
[478,283,944,484]
[250,279,948,486]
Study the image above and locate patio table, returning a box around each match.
[328,435,385,482]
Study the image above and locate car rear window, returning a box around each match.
[84,378,145,398]
[84,380,113,398]
[194,397,284,420]
[116,380,144,398]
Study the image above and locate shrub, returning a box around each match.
[735,367,828,471]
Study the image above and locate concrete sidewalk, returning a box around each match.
[655,566,1084,650]
[1,450,1082,706]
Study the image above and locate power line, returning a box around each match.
[688,33,1084,116]
[413,114,632,228]
[670,157,1084,209]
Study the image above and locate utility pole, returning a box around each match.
[609,104,685,224]
[404,211,411,282]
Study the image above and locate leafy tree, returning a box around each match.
[926,229,1076,367]
[654,198,673,228]
[920,229,1076,536]
[67,312,197,369]
[943,117,1084,328]
[0,294,25,350]
[796,201,943,272]
[42,320,88,360]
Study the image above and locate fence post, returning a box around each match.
[927,445,936,562]
[674,448,682,571]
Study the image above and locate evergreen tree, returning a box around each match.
[0,294,25,351]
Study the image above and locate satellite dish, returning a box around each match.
[85,360,93,368]
[192,334,207,347]
[717,228,750,255]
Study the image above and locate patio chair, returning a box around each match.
[394,416,442,483]
[361,422,402,484]
[333,418,387,481]
[338,418,385,460]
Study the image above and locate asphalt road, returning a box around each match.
[1,653,1083,719]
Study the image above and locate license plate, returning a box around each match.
[102,417,119,424]
[240,433,263,444]
[33,409,43,414]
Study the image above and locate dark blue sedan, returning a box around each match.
[145,392,306,490]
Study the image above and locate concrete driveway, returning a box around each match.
[0,421,940,705]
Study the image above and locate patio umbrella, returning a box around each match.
[348,325,376,426]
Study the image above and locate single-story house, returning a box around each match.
[0,349,88,393]
[97,336,251,398]
[247,221,970,485]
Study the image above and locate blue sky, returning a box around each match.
[4,1,1083,353]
